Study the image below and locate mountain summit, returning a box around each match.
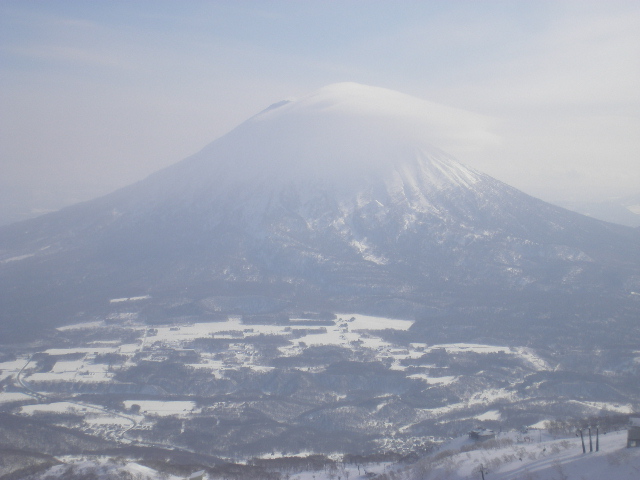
[1,83,638,341]
[131,82,488,212]
[188,82,482,188]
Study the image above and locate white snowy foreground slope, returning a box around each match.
[397,429,640,480]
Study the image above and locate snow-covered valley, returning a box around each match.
[1,308,639,479]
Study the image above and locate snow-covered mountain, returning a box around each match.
[0,83,639,341]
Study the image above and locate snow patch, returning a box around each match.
[407,373,457,385]
[626,204,640,215]
[339,313,413,331]
[0,253,34,264]
[122,400,197,417]
[569,400,634,414]
[475,409,501,421]
[110,295,151,303]
[0,391,32,404]
[57,321,104,331]
[21,402,85,415]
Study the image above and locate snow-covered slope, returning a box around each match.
[401,430,640,480]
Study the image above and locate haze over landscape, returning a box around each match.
[1,0,640,226]
[1,2,640,480]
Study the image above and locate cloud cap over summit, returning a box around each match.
[195,82,498,186]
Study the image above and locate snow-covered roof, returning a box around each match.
[630,417,640,428]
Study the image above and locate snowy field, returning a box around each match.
[122,400,198,417]
[20,401,90,415]
[8,312,578,429]
[28,358,114,383]
[569,400,635,415]
[0,357,29,381]
[0,391,32,404]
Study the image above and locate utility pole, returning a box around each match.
[589,427,593,452]
[596,426,599,452]
[579,429,586,453]
[480,464,485,480]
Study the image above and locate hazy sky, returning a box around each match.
[1,1,639,224]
